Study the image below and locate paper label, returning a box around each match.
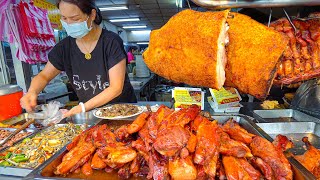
[209,87,241,109]
[172,87,204,110]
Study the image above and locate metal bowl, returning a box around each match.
[62,111,100,126]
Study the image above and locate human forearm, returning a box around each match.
[28,74,50,95]
[84,86,123,111]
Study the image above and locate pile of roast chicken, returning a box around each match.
[271,13,320,85]
[51,105,318,179]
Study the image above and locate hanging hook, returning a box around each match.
[268,8,272,27]
[283,8,298,35]
[186,0,191,9]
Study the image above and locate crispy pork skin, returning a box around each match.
[225,13,288,99]
[143,9,230,89]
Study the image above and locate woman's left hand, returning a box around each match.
[63,105,83,118]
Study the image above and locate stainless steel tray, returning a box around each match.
[0,124,88,177]
[2,111,102,129]
[0,128,38,151]
[1,113,43,129]
[257,122,320,155]
[25,117,315,180]
[253,109,320,123]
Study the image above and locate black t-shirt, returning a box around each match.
[48,29,137,104]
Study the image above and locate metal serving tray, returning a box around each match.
[257,122,320,155]
[253,109,320,123]
[25,117,315,180]
[0,124,88,178]
[0,128,38,152]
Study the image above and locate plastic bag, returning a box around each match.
[37,101,65,126]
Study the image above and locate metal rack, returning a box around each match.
[191,0,320,10]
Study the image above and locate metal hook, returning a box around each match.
[186,0,191,9]
[283,8,298,34]
[268,8,272,27]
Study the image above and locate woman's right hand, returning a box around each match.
[20,92,38,112]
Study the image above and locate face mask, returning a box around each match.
[61,17,92,39]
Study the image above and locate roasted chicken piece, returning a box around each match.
[222,119,255,144]
[250,136,293,180]
[295,137,320,178]
[169,156,197,180]
[222,156,252,180]
[225,12,288,99]
[55,128,96,175]
[273,134,294,152]
[249,157,273,180]
[143,9,230,89]
[194,119,220,178]
[81,160,93,176]
[105,146,137,168]
[147,105,174,138]
[219,130,253,158]
[91,152,107,170]
[158,105,200,132]
[131,138,149,161]
[127,112,150,134]
[237,158,261,180]
[153,125,190,157]
[147,150,169,180]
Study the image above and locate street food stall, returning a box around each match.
[1,0,320,180]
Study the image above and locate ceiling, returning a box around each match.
[95,0,196,30]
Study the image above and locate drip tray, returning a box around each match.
[253,109,320,123]
[256,122,320,155]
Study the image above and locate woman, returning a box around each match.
[20,0,137,117]
[127,47,135,64]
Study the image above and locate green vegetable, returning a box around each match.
[75,125,81,130]
[0,156,5,160]
[12,156,29,163]
[22,138,31,143]
[13,154,25,158]
[5,152,12,159]
[0,161,11,167]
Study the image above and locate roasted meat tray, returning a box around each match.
[257,122,320,178]
[25,116,315,180]
[0,124,87,177]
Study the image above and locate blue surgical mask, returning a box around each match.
[60,17,92,39]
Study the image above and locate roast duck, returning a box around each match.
[54,105,294,179]
[143,10,320,99]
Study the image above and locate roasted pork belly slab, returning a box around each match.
[143,9,229,89]
[225,13,288,99]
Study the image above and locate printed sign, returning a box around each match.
[172,87,204,110]
[33,0,62,30]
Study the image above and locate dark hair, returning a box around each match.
[56,0,102,25]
